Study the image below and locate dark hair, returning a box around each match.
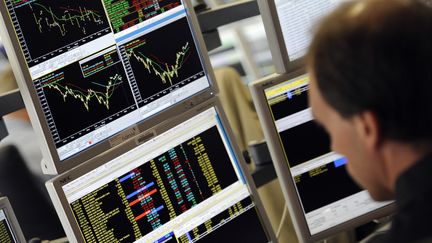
[308,0,432,145]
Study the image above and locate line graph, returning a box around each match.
[7,0,111,66]
[127,42,190,86]
[120,17,205,103]
[30,3,105,36]
[34,51,136,142]
[42,73,123,111]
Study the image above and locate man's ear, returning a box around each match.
[354,111,381,150]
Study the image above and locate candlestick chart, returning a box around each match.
[121,17,205,103]
[35,49,136,145]
[5,0,111,66]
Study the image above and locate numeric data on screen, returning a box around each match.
[69,126,238,241]
[0,209,16,243]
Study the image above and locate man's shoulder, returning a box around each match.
[364,223,432,243]
[381,193,432,242]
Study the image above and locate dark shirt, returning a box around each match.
[380,155,432,243]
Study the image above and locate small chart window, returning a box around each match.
[5,0,111,67]
[119,17,205,106]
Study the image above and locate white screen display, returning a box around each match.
[275,0,346,60]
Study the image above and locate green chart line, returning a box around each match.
[127,42,190,86]
[43,74,123,111]
[30,2,104,36]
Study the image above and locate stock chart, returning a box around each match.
[120,17,204,104]
[35,48,136,145]
[2,0,213,162]
[5,0,111,66]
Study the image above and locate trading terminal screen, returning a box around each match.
[274,0,346,60]
[60,108,270,242]
[265,74,390,235]
[0,209,17,243]
[2,0,211,161]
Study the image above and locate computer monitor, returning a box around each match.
[250,70,395,243]
[0,0,216,174]
[0,197,26,243]
[257,0,350,74]
[46,97,276,243]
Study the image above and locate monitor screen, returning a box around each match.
[0,209,17,243]
[274,0,344,61]
[0,197,25,243]
[250,71,393,241]
[47,102,274,242]
[0,0,214,174]
[258,0,348,73]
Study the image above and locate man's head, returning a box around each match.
[307,0,432,200]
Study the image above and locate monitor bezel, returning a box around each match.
[249,70,396,243]
[258,1,352,75]
[0,197,26,243]
[45,97,277,243]
[257,0,304,74]
[0,0,217,175]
